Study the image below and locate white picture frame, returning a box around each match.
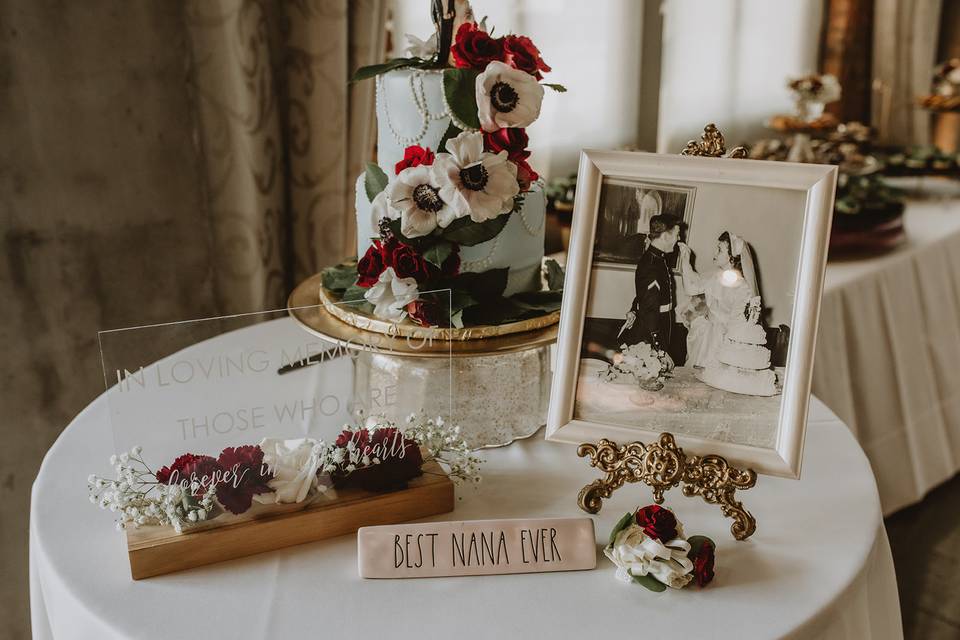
[546,150,837,478]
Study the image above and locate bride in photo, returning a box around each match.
[678,231,760,368]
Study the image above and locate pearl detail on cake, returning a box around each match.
[377,69,470,149]
[460,234,501,271]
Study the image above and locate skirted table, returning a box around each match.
[814,188,960,514]
[31,316,901,639]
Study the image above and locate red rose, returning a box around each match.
[406,299,447,327]
[335,428,370,452]
[389,242,431,282]
[635,504,678,542]
[483,128,531,163]
[501,34,551,79]
[688,537,716,587]
[451,22,502,70]
[395,145,435,175]
[357,240,388,287]
[334,429,424,492]
[513,157,539,191]
[215,446,273,515]
[155,453,221,498]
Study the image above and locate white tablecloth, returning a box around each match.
[31,318,901,639]
[815,189,960,514]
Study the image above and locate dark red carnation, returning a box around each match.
[335,428,370,452]
[501,34,551,79]
[215,445,273,515]
[389,242,431,282]
[689,538,716,587]
[334,429,424,492]
[483,128,531,162]
[451,22,503,70]
[635,504,678,542]
[513,157,540,191]
[395,145,435,175]
[357,240,388,287]
[155,454,222,499]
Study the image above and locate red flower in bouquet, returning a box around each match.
[357,240,388,287]
[688,537,716,587]
[389,241,432,283]
[635,504,679,542]
[483,128,531,162]
[335,428,370,452]
[513,157,539,191]
[334,428,424,492]
[406,299,448,327]
[215,446,274,515]
[451,22,503,70]
[395,145,435,175]
[501,34,551,79]
[155,453,221,498]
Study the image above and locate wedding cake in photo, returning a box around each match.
[322,0,565,330]
[699,297,779,397]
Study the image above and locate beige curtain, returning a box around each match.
[186,0,385,312]
[872,0,942,145]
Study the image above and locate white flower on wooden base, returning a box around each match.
[364,267,419,321]
[432,130,519,223]
[604,524,694,589]
[388,165,452,237]
[253,439,328,505]
[475,60,544,132]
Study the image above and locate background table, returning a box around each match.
[814,187,960,514]
[31,317,901,639]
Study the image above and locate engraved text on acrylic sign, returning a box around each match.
[357,517,597,578]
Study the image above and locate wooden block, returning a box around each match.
[357,517,597,578]
[125,461,454,579]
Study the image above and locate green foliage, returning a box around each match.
[436,121,462,155]
[608,511,635,547]
[542,258,565,291]
[422,241,454,269]
[350,57,435,83]
[631,574,667,592]
[441,213,512,246]
[364,162,389,203]
[543,83,568,93]
[321,263,358,293]
[443,68,481,130]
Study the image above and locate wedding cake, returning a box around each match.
[699,298,778,397]
[325,1,565,329]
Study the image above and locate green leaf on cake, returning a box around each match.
[543,83,568,93]
[436,121,462,155]
[351,58,422,83]
[442,68,481,130]
[543,258,565,291]
[340,284,368,303]
[631,574,667,592]
[441,213,512,246]
[364,162,389,203]
[452,268,509,301]
[511,289,563,313]
[321,263,359,293]
[422,240,454,269]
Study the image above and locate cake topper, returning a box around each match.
[431,0,474,66]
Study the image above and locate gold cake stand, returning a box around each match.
[287,272,559,359]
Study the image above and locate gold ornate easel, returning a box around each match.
[577,124,757,541]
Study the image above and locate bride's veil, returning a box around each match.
[729,233,760,298]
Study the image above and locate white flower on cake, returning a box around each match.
[387,165,452,237]
[253,438,328,505]
[475,60,545,132]
[432,130,519,223]
[404,32,437,59]
[369,189,399,229]
[604,524,694,589]
[364,267,419,321]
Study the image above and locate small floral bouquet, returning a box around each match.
[932,58,960,98]
[605,505,715,592]
[599,342,671,388]
[88,414,481,534]
[787,73,841,104]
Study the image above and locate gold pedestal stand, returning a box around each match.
[577,123,759,541]
[577,434,757,540]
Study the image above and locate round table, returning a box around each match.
[31,322,902,639]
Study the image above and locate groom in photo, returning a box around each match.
[621,215,682,366]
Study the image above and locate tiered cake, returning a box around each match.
[699,298,778,397]
[324,1,565,331]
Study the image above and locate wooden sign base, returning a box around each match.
[125,461,454,579]
[577,433,757,540]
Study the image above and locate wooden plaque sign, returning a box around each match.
[357,517,597,578]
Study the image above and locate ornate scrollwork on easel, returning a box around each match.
[577,433,757,540]
[680,123,749,159]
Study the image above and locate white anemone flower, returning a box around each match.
[369,189,398,231]
[364,267,419,321]
[475,60,545,132]
[387,165,450,237]
[431,131,520,223]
